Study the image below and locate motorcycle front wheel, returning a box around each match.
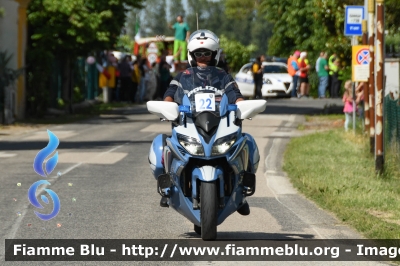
[200,181,218,240]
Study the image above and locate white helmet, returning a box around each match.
[187,29,221,67]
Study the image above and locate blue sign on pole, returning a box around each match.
[344,6,364,36]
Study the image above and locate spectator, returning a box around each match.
[252,56,263,99]
[152,61,160,100]
[298,52,310,98]
[287,51,300,98]
[169,15,190,65]
[131,60,140,103]
[145,63,157,101]
[118,55,133,102]
[165,49,175,73]
[330,58,341,98]
[217,50,229,73]
[342,80,363,131]
[317,52,329,98]
[328,53,337,97]
[137,58,149,103]
[98,52,117,103]
[159,58,172,99]
[315,52,323,73]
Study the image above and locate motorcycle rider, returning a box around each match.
[164,30,244,105]
[161,29,254,216]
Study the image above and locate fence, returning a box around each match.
[383,58,400,167]
[48,57,99,108]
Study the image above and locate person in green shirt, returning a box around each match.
[317,52,329,98]
[169,15,190,63]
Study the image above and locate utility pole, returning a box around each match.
[363,0,370,134]
[375,0,385,173]
[368,0,375,154]
[362,20,369,134]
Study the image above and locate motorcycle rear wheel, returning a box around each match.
[200,181,218,240]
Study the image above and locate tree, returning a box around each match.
[116,35,134,53]
[141,0,168,37]
[386,0,400,34]
[219,35,257,72]
[26,0,144,116]
[168,0,185,24]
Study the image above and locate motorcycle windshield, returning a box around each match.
[176,67,228,117]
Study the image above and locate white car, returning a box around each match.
[235,62,293,98]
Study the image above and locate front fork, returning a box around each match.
[191,166,225,210]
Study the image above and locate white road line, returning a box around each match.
[3,133,155,244]
[1,132,157,261]
[264,137,324,240]
[0,152,17,158]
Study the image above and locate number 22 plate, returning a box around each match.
[195,93,216,112]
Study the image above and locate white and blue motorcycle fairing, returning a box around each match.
[147,67,265,240]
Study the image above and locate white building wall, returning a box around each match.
[0,0,19,70]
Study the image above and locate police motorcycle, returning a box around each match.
[147,67,266,240]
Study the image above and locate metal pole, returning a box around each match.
[375,0,385,173]
[353,82,356,134]
[362,20,370,134]
[368,0,376,154]
[352,36,358,134]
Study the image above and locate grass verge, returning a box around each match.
[283,122,400,239]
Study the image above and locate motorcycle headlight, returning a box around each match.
[178,134,204,156]
[212,133,237,155]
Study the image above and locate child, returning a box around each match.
[342,80,363,131]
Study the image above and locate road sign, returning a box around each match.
[147,53,157,64]
[352,45,370,81]
[344,6,364,36]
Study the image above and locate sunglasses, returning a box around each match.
[194,51,212,57]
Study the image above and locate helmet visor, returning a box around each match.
[193,51,212,58]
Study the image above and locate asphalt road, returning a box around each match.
[0,99,387,265]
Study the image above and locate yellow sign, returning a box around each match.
[352,45,370,81]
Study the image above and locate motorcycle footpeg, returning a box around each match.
[243,172,256,196]
[157,174,172,197]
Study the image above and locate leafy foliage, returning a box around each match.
[168,0,186,24]
[141,0,168,37]
[26,0,144,116]
[219,35,257,72]
[386,0,400,34]
[259,0,365,65]
[116,35,134,53]
[28,0,144,56]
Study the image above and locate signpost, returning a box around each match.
[345,6,365,36]
[352,45,370,82]
[147,42,158,64]
[346,6,366,135]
